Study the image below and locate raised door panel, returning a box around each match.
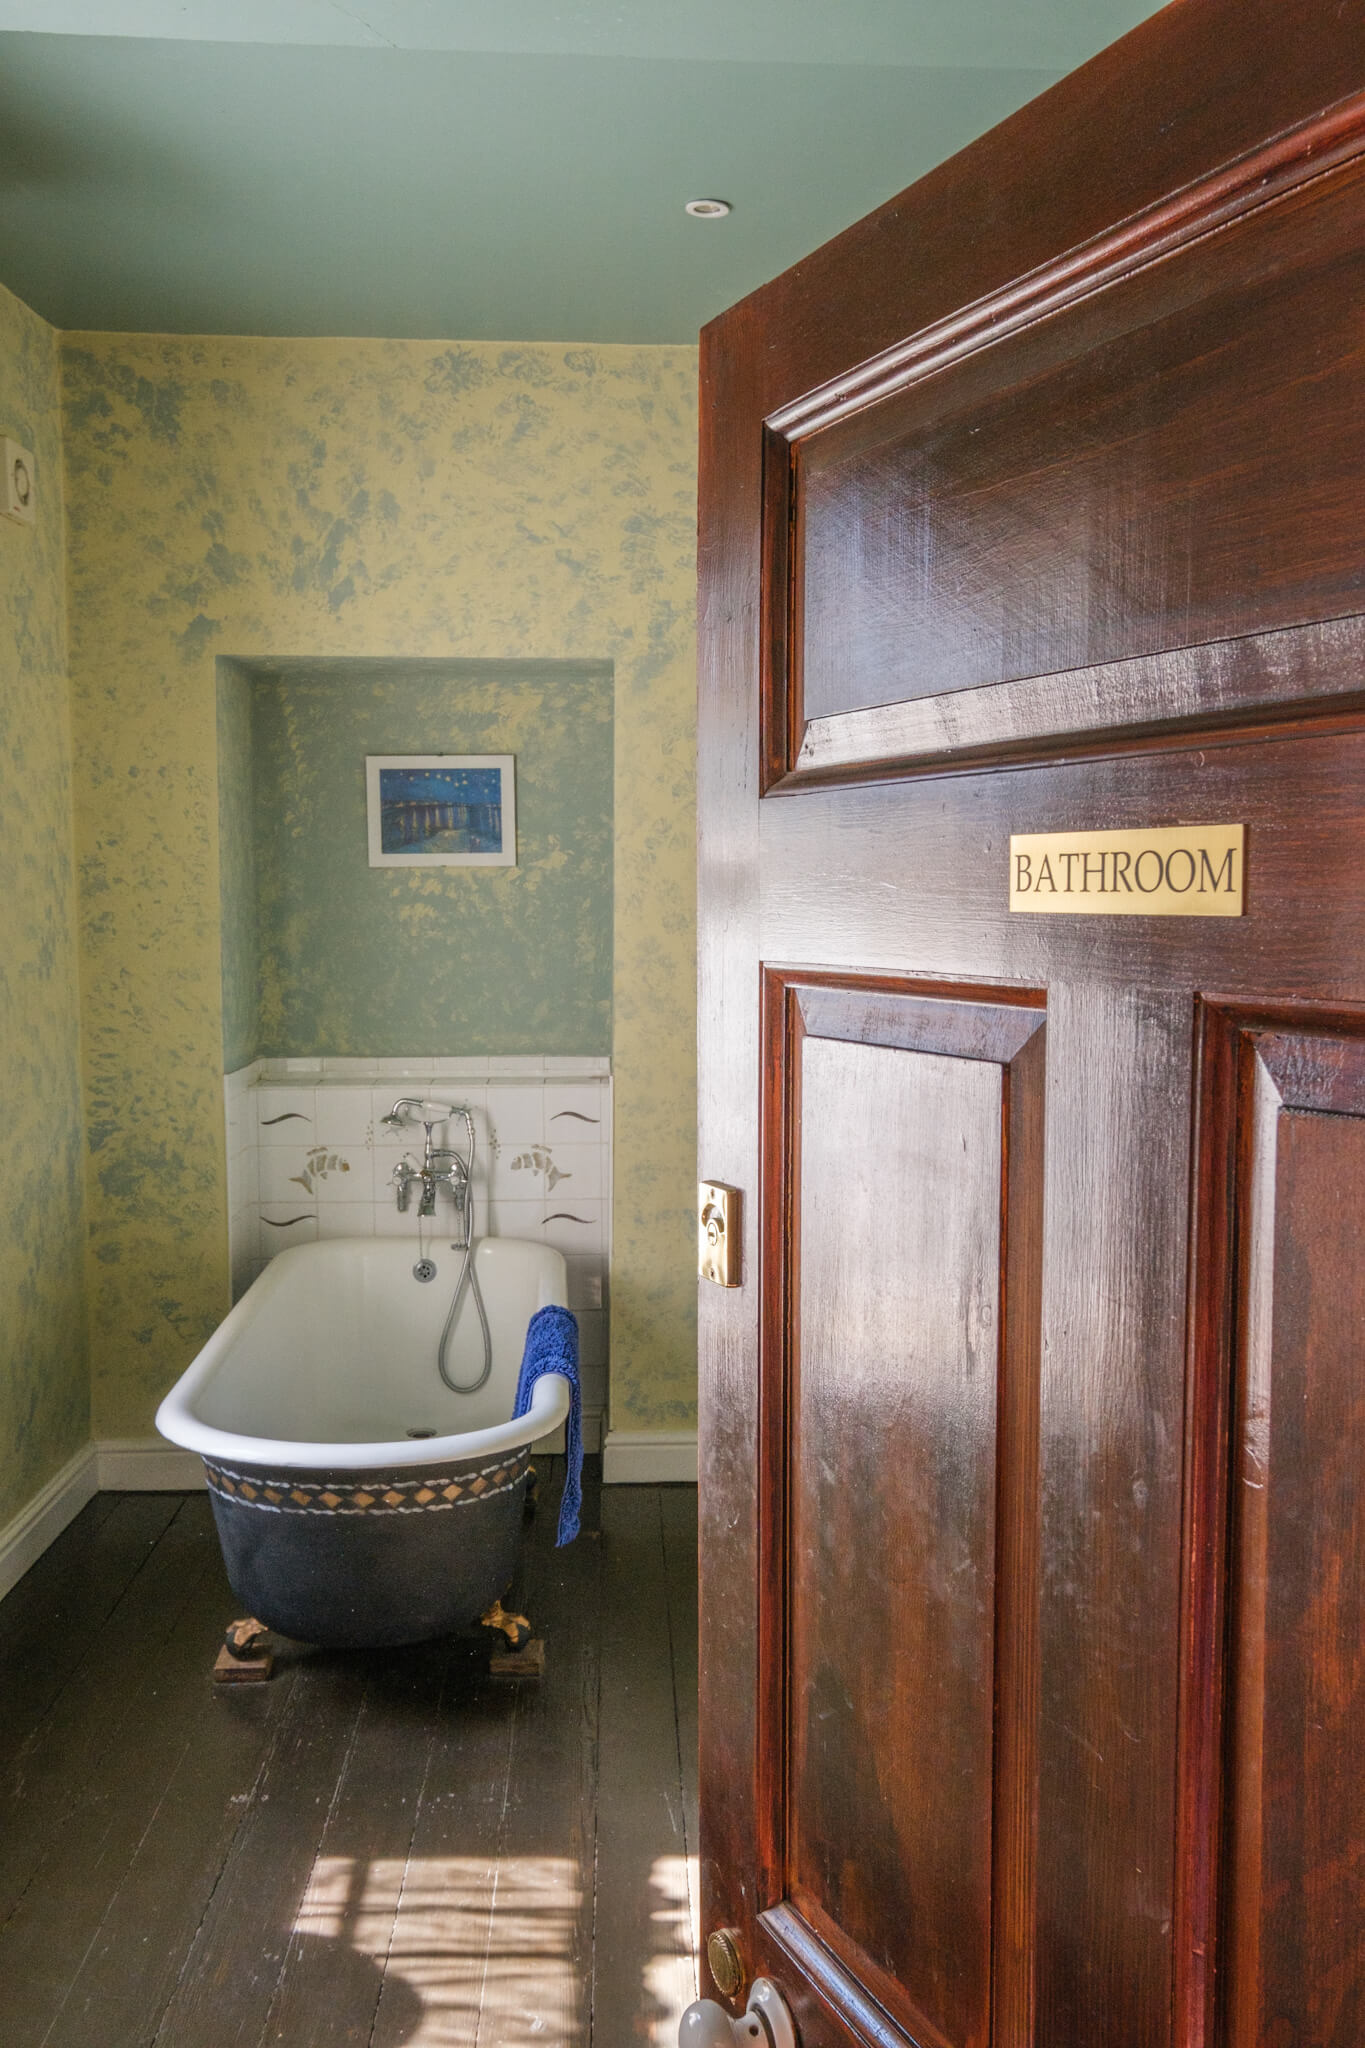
[791,1036,998,2048]
[1184,1011,1365,2048]
[759,977,1044,2048]
[760,113,1365,787]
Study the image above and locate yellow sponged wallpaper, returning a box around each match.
[0,282,89,1524]
[61,335,698,1439]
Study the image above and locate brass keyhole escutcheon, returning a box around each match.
[698,1182,742,1287]
[706,1926,745,1998]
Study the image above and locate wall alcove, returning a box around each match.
[216,654,613,1068]
[213,655,616,1437]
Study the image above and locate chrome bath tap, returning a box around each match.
[380,1097,491,1394]
[383,1099,475,1234]
[392,1148,469,1220]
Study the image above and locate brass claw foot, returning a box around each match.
[479,1596,532,1652]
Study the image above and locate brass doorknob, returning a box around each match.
[707,1927,744,1997]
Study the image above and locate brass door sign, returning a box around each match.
[1010,823,1244,916]
[699,1182,742,1287]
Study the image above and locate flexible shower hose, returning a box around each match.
[437,1232,493,1393]
[436,1108,493,1394]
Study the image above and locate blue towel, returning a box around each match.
[513,1304,582,1545]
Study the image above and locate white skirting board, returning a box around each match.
[3,1410,650,1604]
[97,1409,608,1484]
[0,1445,99,1604]
[532,1409,604,1457]
[602,1430,698,1485]
[95,1433,613,1481]
[96,1438,207,1490]
[98,1429,607,1477]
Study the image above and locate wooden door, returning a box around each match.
[696,7,1365,2047]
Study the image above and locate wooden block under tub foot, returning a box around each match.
[213,1642,274,1683]
[489,1636,545,1680]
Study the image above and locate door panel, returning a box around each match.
[759,112,1365,789]
[793,153,1365,728]
[793,1035,999,2048]
[1183,1010,1365,2048]
[697,10,1365,2048]
[759,980,1044,2048]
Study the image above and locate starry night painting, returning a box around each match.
[366,755,516,867]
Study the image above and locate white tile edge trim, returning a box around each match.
[602,1430,698,1485]
[251,1055,612,1082]
[0,1446,99,1604]
[97,1439,207,1491]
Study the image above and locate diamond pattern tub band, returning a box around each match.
[203,1449,531,1516]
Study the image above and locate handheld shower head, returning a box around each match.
[382,1097,461,1133]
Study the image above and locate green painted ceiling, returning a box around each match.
[0,3,1159,340]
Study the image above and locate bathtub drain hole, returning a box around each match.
[406,1428,437,1439]
[412,1259,438,1283]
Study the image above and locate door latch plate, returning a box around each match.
[699,1182,742,1287]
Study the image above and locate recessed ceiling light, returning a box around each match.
[685,198,732,219]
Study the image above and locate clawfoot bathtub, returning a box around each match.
[155,1235,570,1647]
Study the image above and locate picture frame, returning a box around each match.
[366,755,517,868]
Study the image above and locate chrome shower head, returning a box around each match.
[382,1096,460,1133]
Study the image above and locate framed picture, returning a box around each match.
[366,755,517,868]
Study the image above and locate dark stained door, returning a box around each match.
[695,7,1365,2046]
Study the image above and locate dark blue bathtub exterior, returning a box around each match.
[202,1443,533,1647]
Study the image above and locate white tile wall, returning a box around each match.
[223,1054,613,1442]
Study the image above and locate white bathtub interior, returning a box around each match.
[160,1235,569,1464]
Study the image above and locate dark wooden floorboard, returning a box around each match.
[0,1490,123,1643]
[661,1485,701,1959]
[261,1638,456,2048]
[0,1492,183,1772]
[366,1638,512,2048]
[591,1486,696,2044]
[150,1647,370,2048]
[0,1468,698,2047]
[367,1636,519,2048]
[0,1497,222,1921]
[2,1506,290,2048]
[476,1459,604,2047]
[34,1661,292,2048]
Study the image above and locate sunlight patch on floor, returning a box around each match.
[644,1854,701,2044]
[295,1852,583,2044]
